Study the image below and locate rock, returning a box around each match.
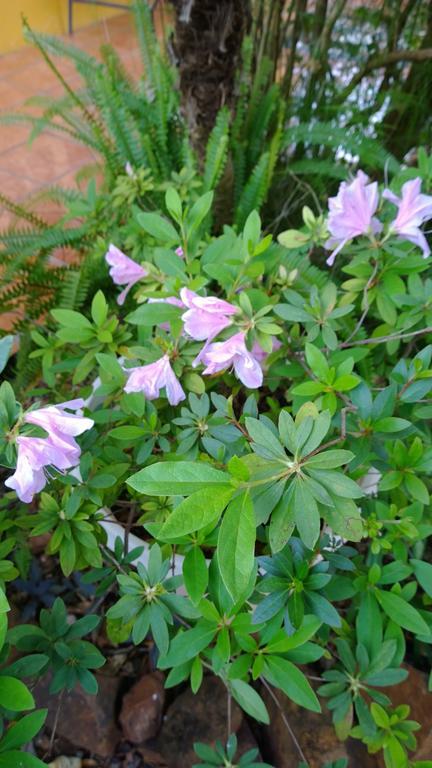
[137,747,168,767]
[34,674,121,759]
[155,676,243,768]
[261,684,378,768]
[119,672,165,743]
[379,664,432,761]
[236,721,263,761]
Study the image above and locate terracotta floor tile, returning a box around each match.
[0,169,38,201]
[0,125,31,157]
[0,133,94,184]
[0,8,168,226]
[0,46,40,81]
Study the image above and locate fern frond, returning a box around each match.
[234,151,271,229]
[202,108,230,193]
[284,121,400,173]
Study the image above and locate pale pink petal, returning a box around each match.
[384,177,432,257]
[234,352,263,388]
[182,308,232,341]
[325,171,381,264]
[5,451,46,503]
[164,362,186,405]
[105,244,147,302]
[201,332,263,389]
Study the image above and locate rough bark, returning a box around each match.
[171,0,251,149]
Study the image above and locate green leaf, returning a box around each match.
[127,462,231,496]
[294,479,320,549]
[306,469,364,499]
[160,488,232,539]
[108,426,148,440]
[218,492,256,601]
[158,622,217,668]
[263,656,321,712]
[183,548,208,605]
[404,474,429,504]
[323,498,364,542]
[0,753,47,768]
[245,417,287,461]
[291,382,324,396]
[126,302,183,326]
[96,353,124,382]
[277,230,310,249]
[165,187,182,222]
[269,486,296,553]
[137,212,179,243]
[376,589,430,636]
[0,677,34,711]
[410,559,432,598]
[59,536,76,577]
[275,303,312,323]
[374,417,411,433]
[230,679,269,724]
[0,709,47,751]
[51,309,92,329]
[0,336,13,375]
[185,191,214,237]
[333,374,360,391]
[300,411,331,456]
[370,702,390,728]
[305,343,329,380]
[304,450,354,469]
[265,615,322,653]
[91,290,108,327]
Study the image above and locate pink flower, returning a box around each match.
[148,296,185,332]
[175,246,184,258]
[180,288,238,342]
[325,171,381,266]
[383,178,432,258]
[105,244,148,305]
[5,437,50,503]
[201,332,263,389]
[5,401,94,504]
[251,338,282,363]
[124,355,186,406]
[25,399,94,464]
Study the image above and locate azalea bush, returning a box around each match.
[1,161,432,768]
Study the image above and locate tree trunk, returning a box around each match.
[382,1,432,158]
[171,0,251,151]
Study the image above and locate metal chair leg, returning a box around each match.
[68,0,74,35]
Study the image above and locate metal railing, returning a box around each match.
[67,0,161,35]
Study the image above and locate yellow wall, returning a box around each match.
[0,0,130,53]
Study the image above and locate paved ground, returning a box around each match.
[0,8,168,229]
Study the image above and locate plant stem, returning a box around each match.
[340,326,432,348]
[260,678,308,764]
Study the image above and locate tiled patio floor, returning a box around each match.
[0,9,167,229]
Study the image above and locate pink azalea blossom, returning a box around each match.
[201,332,263,389]
[5,400,94,505]
[124,355,186,405]
[105,244,148,305]
[25,399,94,465]
[325,171,381,266]
[251,338,282,363]
[5,437,50,503]
[383,178,432,258]
[148,296,185,332]
[180,288,238,342]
